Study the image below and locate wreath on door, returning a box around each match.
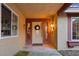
[35,25,40,30]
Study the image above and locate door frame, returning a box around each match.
[25,18,51,46]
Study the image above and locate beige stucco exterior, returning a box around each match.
[49,14,57,49]
[0,3,26,55]
[0,3,59,55]
[0,3,73,55]
[57,14,68,50]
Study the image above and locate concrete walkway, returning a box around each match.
[23,46,61,56]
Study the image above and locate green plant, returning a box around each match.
[15,51,29,56]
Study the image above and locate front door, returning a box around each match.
[32,22,43,45]
[26,18,49,46]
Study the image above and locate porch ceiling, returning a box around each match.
[15,3,64,18]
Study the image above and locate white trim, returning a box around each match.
[0,3,19,39]
[17,14,19,37]
[11,11,13,36]
[0,35,18,39]
[71,17,79,41]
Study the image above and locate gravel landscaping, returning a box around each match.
[58,50,79,56]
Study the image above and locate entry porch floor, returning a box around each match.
[23,46,61,56]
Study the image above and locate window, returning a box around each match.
[1,4,18,38]
[1,4,11,37]
[11,13,18,36]
[67,15,79,47]
[71,17,79,41]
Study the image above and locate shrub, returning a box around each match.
[15,51,29,56]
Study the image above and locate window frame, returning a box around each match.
[71,17,79,41]
[0,3,19,39]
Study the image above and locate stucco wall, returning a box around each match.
[0,3,26,55]
[50,14,57,49]
[57,14,79,50]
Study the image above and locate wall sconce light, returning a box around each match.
[50,24,55,31]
